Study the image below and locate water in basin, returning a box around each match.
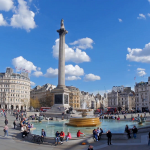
[31,119,150,137]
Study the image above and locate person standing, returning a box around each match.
[99,128,103,139]
[13,120,16,129]
[97,127,100,140]
[4,125,9,137]
[107,130,112,145]
[148,132,150,145]
[132,126,138,139]
[4,118,8,125]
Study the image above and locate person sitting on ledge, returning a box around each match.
[117,116,120,120]
[55,131,60,145]
[60,131,65,144]
[41,129,46,143]
[66,132,71,142]
[77,130,84,137]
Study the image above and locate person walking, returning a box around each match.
[132,126,138,139]
[4,118,8,125]
[4,125,9,137]
[107,130,112,145]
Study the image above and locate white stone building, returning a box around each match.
[0,68,30,110]
[108,87,135,111]
[112,86,125,92]
[30,83,56,100]
[135,77,150,112]
[80,91,96,109]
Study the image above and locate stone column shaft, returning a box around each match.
[58,33,65,87]
[57,29,68,88]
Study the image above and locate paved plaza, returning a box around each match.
[0,113,149,150]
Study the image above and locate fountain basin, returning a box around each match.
[65,117,101,127]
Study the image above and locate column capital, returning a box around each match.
[57,28,68,35]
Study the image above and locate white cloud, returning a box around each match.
[12,56,43,77]
[148,0,150,3]
[0,0,14,11]
[128,64,131,66]
[44,67,58,78]
[66,76,81,81]
[137,70,146,76]
[84,74,101,82]
[69,37,94,50]
[32,71,43,77]
[126,42,150,63]
[10,0,36,32]
[53,39,90,63]
[0,14,8,26]
[12,56,36,72]
[128,69,130,71]
[65,65,84,76]
[148,13,150,17]
[30,81,35,86]
[137,68,145,71]
[44,64,84,80]
[137,14,146,19]
[118,18,122,22]
[137,68,146,76]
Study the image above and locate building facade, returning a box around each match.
[80,91,96,109]
[108,86,135,111]
[0,68,30,110]
[66,86,80,109]
[30,83,56,107]
[135,77,150,112]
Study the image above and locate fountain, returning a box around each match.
[66,110,101,127]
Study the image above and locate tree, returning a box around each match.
[30,98,40,109]
[39,92,54,107]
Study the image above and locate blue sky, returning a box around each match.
[0,0,150,95]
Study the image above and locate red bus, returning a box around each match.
[40,107,51,112]
[107,107,117,114]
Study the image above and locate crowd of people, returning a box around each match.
[2,109,150,150]
[99,115,120,120]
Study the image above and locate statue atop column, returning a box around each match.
[60,19,65,29]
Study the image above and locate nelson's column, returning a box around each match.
[49,19,70,113]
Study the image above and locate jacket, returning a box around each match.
[77,131,83,137]
[67,133,72,139]
[41,131,46,137]
[60,132,65,137]
[107,132,112,138]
